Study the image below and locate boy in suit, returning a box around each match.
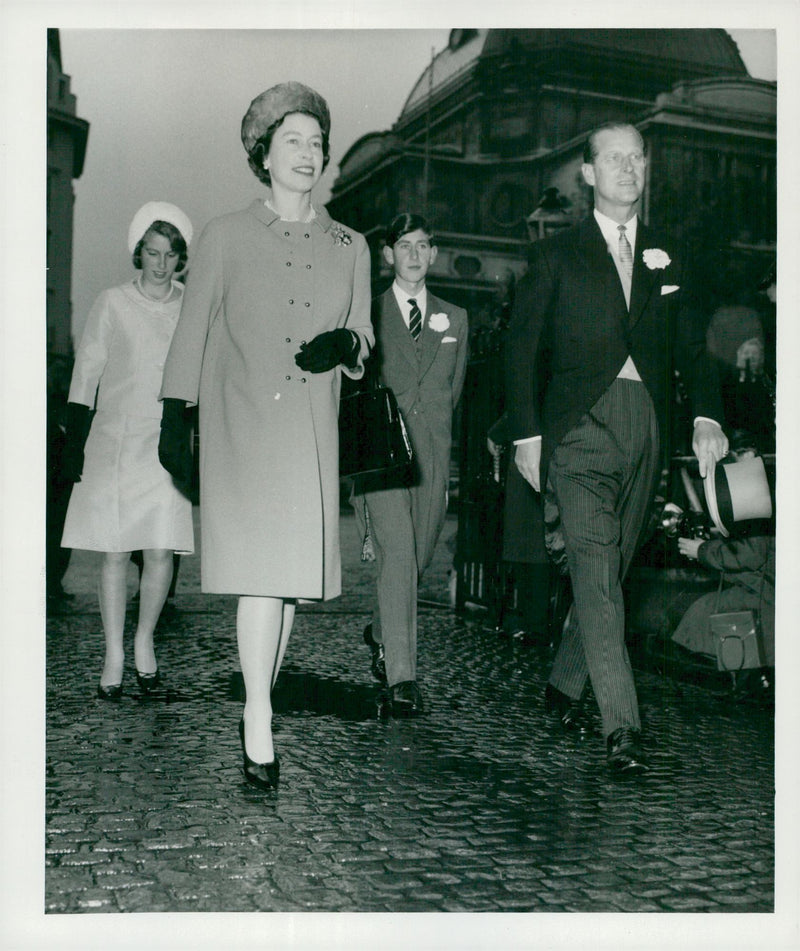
[353,213,469,716]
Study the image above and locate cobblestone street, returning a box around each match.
[19,510,790,948]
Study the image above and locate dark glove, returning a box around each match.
[61,402,93,482]
[158,398,193,491]
[295,329,359,373]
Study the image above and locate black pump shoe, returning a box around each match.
[238,719,280,791]
[136,669,161,693]
[97,683,123,701]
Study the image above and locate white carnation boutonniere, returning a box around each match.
[331,225,352,247]
[428,312,450,333]
[643,248,671,270]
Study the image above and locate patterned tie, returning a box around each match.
[618,224,634,278]
[408,298,422,341]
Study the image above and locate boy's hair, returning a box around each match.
[385,213,435,249]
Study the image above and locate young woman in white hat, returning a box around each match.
[61,202,195,700]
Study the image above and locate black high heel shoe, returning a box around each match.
[97,683,123,701]
[136,669,161,694]
[238,719,279,791]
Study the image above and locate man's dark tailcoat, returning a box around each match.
[506,217,722,478]
[505,215,723,737]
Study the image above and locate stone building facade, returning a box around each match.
[47,28,89,365]
[327,29,776,329]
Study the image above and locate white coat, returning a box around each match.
[61,280,194,554]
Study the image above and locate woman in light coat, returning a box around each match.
[61,202,195,699]
[159,83,373,790]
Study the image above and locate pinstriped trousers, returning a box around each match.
[547,378,659,737]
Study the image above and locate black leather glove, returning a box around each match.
[61,402,93,482]
[294,329,359,373]
[158,398,193,491]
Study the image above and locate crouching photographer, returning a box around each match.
[670,449,775,703]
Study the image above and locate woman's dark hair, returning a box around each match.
[132,220,188,271]
[385,213,436,249]
[246,111,331,187]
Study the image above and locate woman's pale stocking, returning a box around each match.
[236,596,296,763]
[134,548,174,674]
[98,551,130,686]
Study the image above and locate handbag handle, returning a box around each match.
[713,548,770,668]
[360,348,382,393]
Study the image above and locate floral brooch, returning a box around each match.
[331,225,352,247]
[428,312,450,333]
[643,248,671,270]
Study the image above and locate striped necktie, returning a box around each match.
[618,224,634,278]
[408,298,422,340]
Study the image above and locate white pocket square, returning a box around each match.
[442,336,458,343]
[661,285,680,295]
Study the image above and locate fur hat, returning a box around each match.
[127,202,193,253]
[241,82,330,154]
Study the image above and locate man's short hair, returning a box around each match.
[385,213,436,249]
[582,121,646,164]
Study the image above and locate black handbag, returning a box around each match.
[339,382,413,479]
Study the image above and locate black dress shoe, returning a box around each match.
[606,726,648,773]
[363,623,387,685]
[136,669,161,694]
[544,683,588,733]
[389,680,425,717]
[97,683,123,701]
[238,719,279,791]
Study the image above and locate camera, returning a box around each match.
[659,503,711,540]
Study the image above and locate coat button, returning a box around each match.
[285,231,290,236]
[288,299,294,304]
[304,302,310,308]
[305,264,311,269]
[304,233,310,239]
[301,377,307,383]
[286,261,292,267]
[285,337,291,343]
[300,340,306,345]
[285,375,291,381]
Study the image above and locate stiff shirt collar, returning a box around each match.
[594,208,638,254]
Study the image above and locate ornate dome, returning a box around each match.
[401,28,748,120]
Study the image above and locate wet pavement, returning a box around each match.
[40,508,782,943]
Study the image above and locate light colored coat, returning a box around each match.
[62,280,194,554]
[160,200,373,598]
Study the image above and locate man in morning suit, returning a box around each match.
[353,213,469,716]
[505,122,728,772]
